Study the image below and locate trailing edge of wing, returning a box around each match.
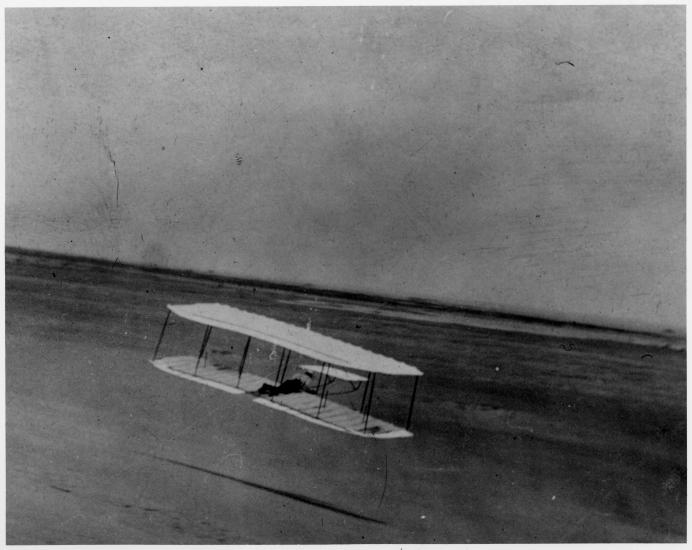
[167,303,423,377]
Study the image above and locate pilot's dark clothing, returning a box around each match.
[257,378,305,396]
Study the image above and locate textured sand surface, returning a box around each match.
[6,252,685,543]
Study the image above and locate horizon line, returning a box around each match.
[5,245,684,342]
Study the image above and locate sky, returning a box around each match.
[5,6,685,332]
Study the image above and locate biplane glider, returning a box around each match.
[150,303,422,439]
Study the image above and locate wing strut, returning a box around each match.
[317,363,329,416]
[194,326,213,375]
[360,373,372,413]
[274,348,286,385]
[152,310,171,360]
[362,374,377,432]
[271,348,292,390]
[406,376,419,431]
[236,336,252,387]
[280,350,292,383]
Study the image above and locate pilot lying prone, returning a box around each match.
[256,371,315,396]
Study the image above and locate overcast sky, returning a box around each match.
[5,7,685,332]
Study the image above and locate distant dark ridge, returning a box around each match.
[6,245,682,342]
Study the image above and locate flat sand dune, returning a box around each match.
[6,252,685,543]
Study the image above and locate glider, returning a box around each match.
[150,303,423,439]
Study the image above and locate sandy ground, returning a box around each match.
[5,252,686,543]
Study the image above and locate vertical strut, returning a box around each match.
[152,310,171,361]
[406,376,420,431]
[280,350,292,383]
[319,366,330,414]
[363,374,376,432]
[236,336,251,387]
[194,326,212,376]
[316,363,325,398]
[316,363,327,417]
[360,373,372,413]
[274,348,286,385]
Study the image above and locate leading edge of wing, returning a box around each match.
[167,303,423,377]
